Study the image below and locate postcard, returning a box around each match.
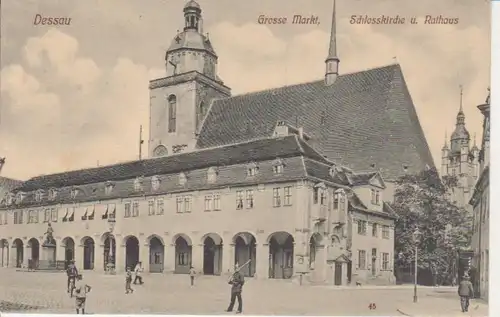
[0,0,492,315]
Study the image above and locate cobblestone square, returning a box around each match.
[0,270,489,316]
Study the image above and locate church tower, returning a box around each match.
[148,0,231,158]
[325,0,340,86]
[441,87,479,208]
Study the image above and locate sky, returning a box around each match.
[0,0,491,180]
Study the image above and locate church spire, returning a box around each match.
[456,85,465,125]
[442,131,448,150]
[450,85,470,154]
[325,0,340,86]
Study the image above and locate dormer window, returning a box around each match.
[6,192,14,205]
[105,181,114,195]
[151,176,161,191]
[247,163,259,177]
[179,172,187,186]
[134,177,144,191]
[370,188,381,205]
[313,183,326,205]
[272,159,285,174]
[70,188,79,199]
[329,165,338,178]
[35,190,45,202]
[48,188,57,201]
[207,167,218,183]
[15,192,26,204]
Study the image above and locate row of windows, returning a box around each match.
[3,162,290,206]
[357,250,391,271]
[357,220,390,239]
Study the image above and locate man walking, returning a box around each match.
[226,263,245,314]
[133,262,144,285]
[74,274,91,314]
[458,275,474,313]
[66,260,79,297]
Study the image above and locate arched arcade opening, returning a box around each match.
[233,232,256,277]
[125,236,140,270]
[12,239,23,268]
[81,236,95,270]
[28,238,40,270]
[202,233,222,275]
[62,237,75,268]
[268,232,294,279]
[103,233,116,270]
[174,234,192,274]
[0,239,9,267]
[148,235,164,273]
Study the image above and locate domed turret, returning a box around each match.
[450,86,470,154]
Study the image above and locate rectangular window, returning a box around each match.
[205,195,213,211]
[184,196,192,213]
[236,191,244,210]
[176,197,183,213]
[51,208,58,222]
[213,193,221,210]
[357,220,367,235]
[371,189,381,205]
[333,193,339,209]
[382,225,390,239]
[132,201,139,217]
[246,190,254,209]
[358,250,366,269]
[44,209,50,222]
[320,189,326,205]
[382,253,389,270]
[273,188,281,207]
[124,202,131,218]
[168,97,176,133]
[372,223,378,237]
[284,186,292,206]
[313,187,319,204]
[156,199,164,215]
[148,200,155,216]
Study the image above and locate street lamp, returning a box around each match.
[106,213,116,274]
[413,229,420,303]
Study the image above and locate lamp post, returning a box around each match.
[413,229,420,303]
[106,214,116,274]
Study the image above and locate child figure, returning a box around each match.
[189,266,196,286]
[74,274,91,315]
[125,267,134,294]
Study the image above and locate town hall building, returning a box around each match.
[0,0,434,286]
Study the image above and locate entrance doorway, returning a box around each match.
[334,262,342,285]
[149,236,164,273]
[371,248,377,276]
[28,238,40,269]
[63,237,75,268]
[13,239,23,268]
[202,235,222,275]
[82,237,95,270]
[268,232,294,279]
[125,236,140,270]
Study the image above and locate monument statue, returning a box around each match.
[43,223,56,246]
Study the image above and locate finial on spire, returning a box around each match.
[459,84,464,112]
[325,0,340,86]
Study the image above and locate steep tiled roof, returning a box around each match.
[15,135,330,192]
[196,64,434,180]
[348,172,377,186]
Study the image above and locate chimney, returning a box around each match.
[298,127,304,139]
[274,121,289,137]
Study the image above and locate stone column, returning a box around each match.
[164,244,175,274]
[191,244,203,273]
[141,242,150,273]
[56,241,66,262]
[115,244,125,273]
[222,243,234,275]
[10,245,17,268]
[94,245,105,273]
[23,244,31,268]
[74,244,84,270]
[255,243,269,279]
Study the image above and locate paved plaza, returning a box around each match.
[0,269,488,316]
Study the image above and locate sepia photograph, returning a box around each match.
[0,0,492,315]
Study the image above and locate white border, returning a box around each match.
[489,2,499,317]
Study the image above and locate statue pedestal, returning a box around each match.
[40,243,56,269]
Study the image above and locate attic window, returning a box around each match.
[70,188,79,199]
[6,193,14,205]
[35,190,45,202]
[247,163,259,177]
[151,176,161,191]
[370,163,376,168]
[15,192,26,204]
[402,164,409,172]
[333,189,346,211]
[48,189,57,200]
[105,182,114,195]
[134,177,144,191]
[272,159,285,174]
[329,166,337,178]
[179,172,187,186]
[207,167,218,183]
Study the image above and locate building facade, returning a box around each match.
[469,89,490,301]
[0,136,395,285]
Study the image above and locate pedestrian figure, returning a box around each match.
[125,267,134,294]
[74,274,91,315]
[66,260,79,297]
[133,262,144,285]
[226,263,244,314]
[189,266,196,286]
[458,275,474,313]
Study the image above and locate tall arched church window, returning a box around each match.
[168,95,177,132]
